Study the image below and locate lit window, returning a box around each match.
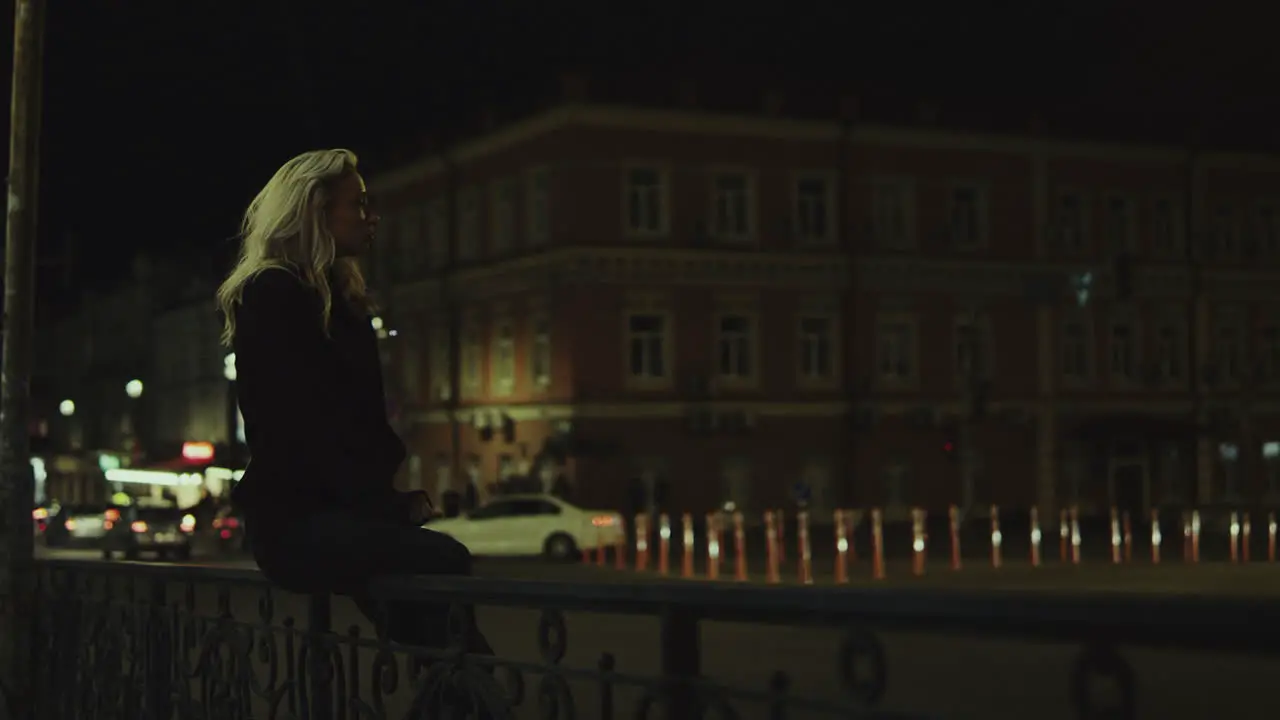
[491,321,515,396]
[530,316,551,388]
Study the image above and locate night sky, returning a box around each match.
[1,3,1275,314]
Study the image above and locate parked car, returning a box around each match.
[32,504,56,540]
[42,504,111,548]
[211,505,248,554]
[424,494,624,561]
[101,505,196,561]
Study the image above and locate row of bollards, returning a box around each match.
[582,506,1280,582]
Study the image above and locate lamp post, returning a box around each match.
[0,0,47,715]
[124,379,143,464]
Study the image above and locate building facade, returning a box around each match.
[150,281,233,457]
[35,258,160,503]
[367,96,1280,521]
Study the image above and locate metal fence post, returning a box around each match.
[307,593,334,720]
[147,579,172,720]
[660,606,701,720]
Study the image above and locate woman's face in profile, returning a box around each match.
[328,172,379,257]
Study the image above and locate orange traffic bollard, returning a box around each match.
[658,513,671,576]
[1059,509,1070,563]
[681,513,695,578]
[635,514,649,572]
[1270,512,1277,563]
[765,510,781,584]
[1191,510,1201,563]
[871,508,886,580]
[833,509,848,584]
[1070,506,1081,564]
[1029,507,1042,567]
[948,505,962,571]
[797,510,813,584]
[776,510,787,563]
[705,512,721,580]
[1150,509,1161,564]
[1229,512,1240,563]
[1243,514,1252,563]
[990,505,1002,569]
[615,517,627,569]
[911,508,927,576]
[1122,511,1133,563]
[1109,507,1121,564]
[1182,511,1192,562]
[734,511,749,581]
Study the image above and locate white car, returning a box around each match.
[424,494,624,560]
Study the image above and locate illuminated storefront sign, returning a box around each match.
[181,441,215,462]
[104,468,204,487]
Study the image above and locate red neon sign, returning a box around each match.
[182,442,215,462]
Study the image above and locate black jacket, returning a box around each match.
[229,267,412,521]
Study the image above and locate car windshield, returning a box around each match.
[62,505,107,517]
[469,499,562,519]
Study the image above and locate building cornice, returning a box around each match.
[855,256,1279,301]
[369,103,1278,194]
[392,247,849,303]
[408,397,1280,425]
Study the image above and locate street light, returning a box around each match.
[125,379,143,399]
[58,399,75,417]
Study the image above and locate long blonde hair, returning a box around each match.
[216,149,373,346]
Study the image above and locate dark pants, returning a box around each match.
[247,510,492,653]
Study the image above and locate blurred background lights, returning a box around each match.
[223,353,237,382]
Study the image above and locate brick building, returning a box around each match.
[366,90,1280,522]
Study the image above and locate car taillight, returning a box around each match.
[591,515,617,527]
[130,521,148,533]
[180,514,196,533]
[64,519,77,531]
[219,529,232,539]
[104,509,121,522]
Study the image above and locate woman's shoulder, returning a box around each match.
[240,266,317,308]
[236,266,325,333]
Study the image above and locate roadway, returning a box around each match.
[34,547,1280,719]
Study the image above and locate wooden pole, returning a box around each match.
[0,1,47,717]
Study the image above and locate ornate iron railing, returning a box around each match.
[29,558,1280,719]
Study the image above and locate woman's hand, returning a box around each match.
[406,491,433,524]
